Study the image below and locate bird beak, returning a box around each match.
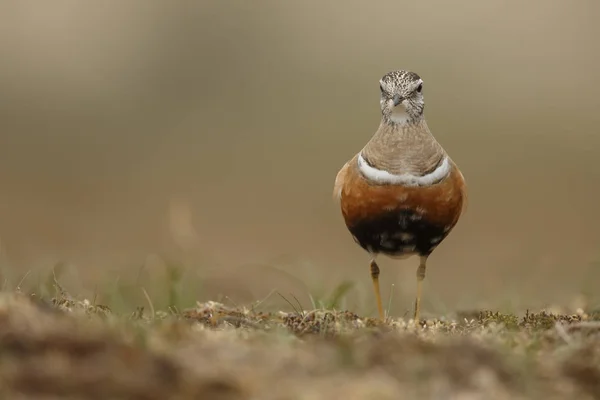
[392,95,404,106]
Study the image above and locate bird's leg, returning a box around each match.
[414,255,428,323]
[370,259,385,321]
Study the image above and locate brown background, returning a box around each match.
[1,1,599,316]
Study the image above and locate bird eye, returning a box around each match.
[416,83,423,93]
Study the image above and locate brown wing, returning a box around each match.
[454,161,469,215]
[333,158,354,201]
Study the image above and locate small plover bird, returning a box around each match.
[334,70,467,323]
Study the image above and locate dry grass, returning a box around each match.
[0,289,600,400]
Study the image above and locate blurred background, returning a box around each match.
[1,0,599,316]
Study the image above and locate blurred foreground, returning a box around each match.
[0,289,600,399]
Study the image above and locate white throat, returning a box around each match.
[389,103,411,125]
[357,154,451,187]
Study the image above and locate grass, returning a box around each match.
[0,278,599,400]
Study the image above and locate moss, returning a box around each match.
[521,310,582,331]
[478,310,520,330]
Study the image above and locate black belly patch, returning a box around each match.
[348,209,449,257]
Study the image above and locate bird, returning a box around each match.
[333,70,466,323]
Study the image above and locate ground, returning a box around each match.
[0,288,600,400]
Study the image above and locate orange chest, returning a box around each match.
[340,161,466,232]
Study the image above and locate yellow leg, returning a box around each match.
[414,256,428,323]
[370,260,385,321]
